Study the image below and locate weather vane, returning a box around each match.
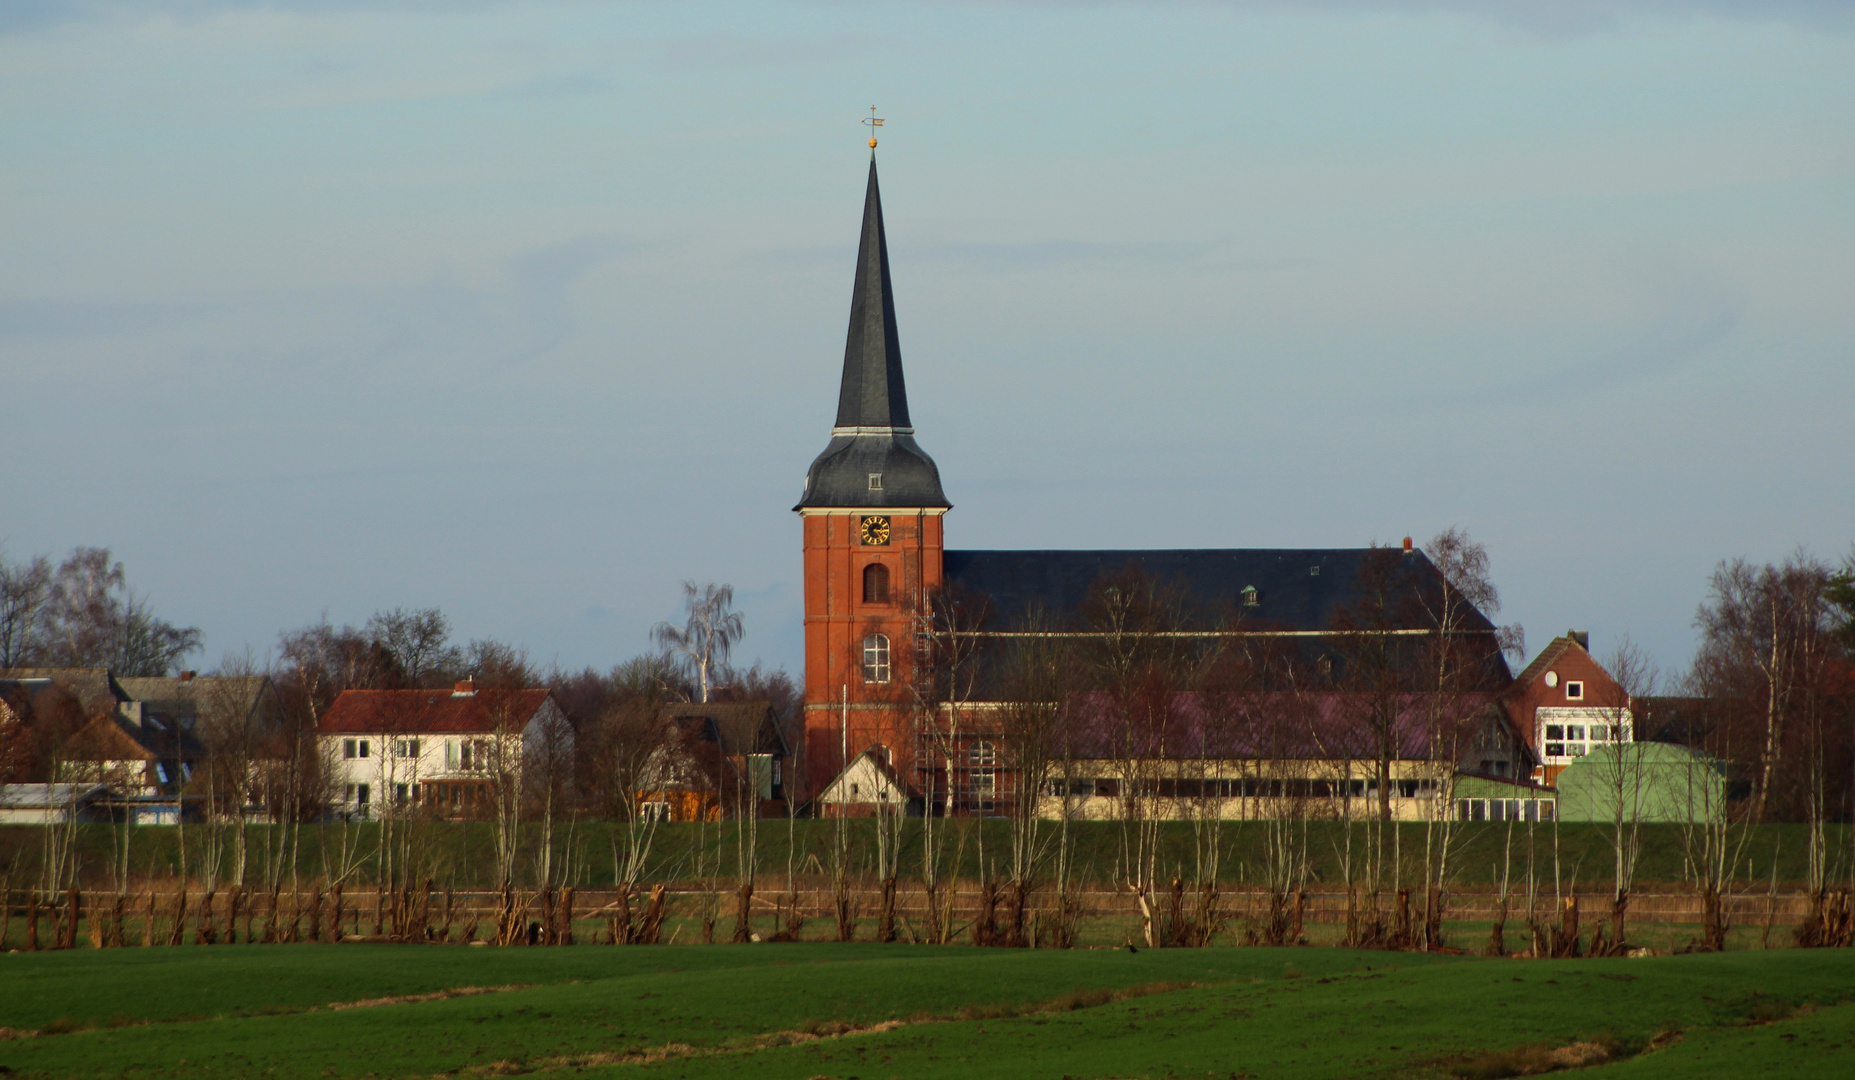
[862,106,883,149]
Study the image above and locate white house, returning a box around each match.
[816,747,916,817]
[316,680,570,819]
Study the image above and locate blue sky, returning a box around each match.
[2,0,1851,684]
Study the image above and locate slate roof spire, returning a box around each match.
[835,158,910,433]
[797,156,949,510]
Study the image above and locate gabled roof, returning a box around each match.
[797,158,949,511]
[0,668,128,718]
[117,675,274,721]
[659,701,789,757]
[819,747,916,803]
[943,547,1499,635]
[1055,690,1505,762]
[62,715,159,763]
[317,688,554,735]
[1512,636,1579,687]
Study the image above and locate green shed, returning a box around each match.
[1554,742,1727,824]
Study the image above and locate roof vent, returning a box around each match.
[1241,585,1259,606]
[1569,630,1589,650]
[452,678,477,697]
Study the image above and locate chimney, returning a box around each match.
[1401,537,1413,552]
[180,670,196,682]
[452,678,477,697]
[1569,630,1589,650]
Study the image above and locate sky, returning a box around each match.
[2,0,1852,687]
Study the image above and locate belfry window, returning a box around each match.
[863,563,890,604]
[862,634,891,684]
[1241,585,1259,606]
[868,472,883,491]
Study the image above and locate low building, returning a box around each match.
[640,702,792,820]
[1023,691,1533,822]
[0,782,118,824]
[1555,743,1728,824]
[316,680,570,819]
[1452,772,1558,823]
[816,746,917,817]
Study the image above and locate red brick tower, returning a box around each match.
[795,156,950,798]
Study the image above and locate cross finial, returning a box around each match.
[862,106,883,149]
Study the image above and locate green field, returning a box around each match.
[2,945,1850,1079]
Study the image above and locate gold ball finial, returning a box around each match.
[862,106,883,151]
[869,137,878,148]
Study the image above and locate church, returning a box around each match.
[795,155,1521,818]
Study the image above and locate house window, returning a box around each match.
[1545,725,1564,741]
[1589,724,1609,742]
[394,738,420,758]
[343,739,358,759]
[394,783,409,804]
[868,472,883,491]
[358,740,370,759]
[1565,681,1584,701]
[969,740,997,766]
[861,634,891,683]
[969,770,996,798]
[355,783,371,806]
[863,563,890,604]
[1241,585,1259,606]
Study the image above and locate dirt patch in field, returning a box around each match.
[326,985,529,1011]
[454,980,1208,1077]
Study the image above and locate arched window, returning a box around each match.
[969,739,997,766]
[862,562,890,604]
[861,634,891,684]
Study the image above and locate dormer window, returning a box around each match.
[1241,585,1259,606]
[868,472,883,491]
[1309,566,1320,577]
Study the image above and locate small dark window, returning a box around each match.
[1545,724,1564,740]
[863,562,890,604]
[1241,585,1259,606]
[1309,566,1320,577]
[1565,681,1584,700]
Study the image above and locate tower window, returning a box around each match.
[861,634,891,684]
[868,473,883,490]
[863,562,891,604]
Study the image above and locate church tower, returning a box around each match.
[795,157,950,798]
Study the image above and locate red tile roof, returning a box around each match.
[317,689,553,735]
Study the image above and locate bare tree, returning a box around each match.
[1582,637,1656,954]
[653,583,745,704]
[0,550,54,667]
[366,608,461,687]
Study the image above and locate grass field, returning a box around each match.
[2,945,1851,1079]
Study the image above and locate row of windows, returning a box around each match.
[340,737,498,769]
[1457,798,1555,823]
[1045,778,1442,800]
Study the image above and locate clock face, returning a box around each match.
[859,515,891,546]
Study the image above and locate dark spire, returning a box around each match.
[797,157,949,510]
[834,159,910,431]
